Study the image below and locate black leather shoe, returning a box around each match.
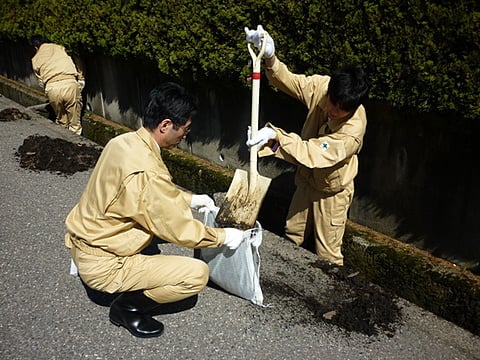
[109,291,164,338]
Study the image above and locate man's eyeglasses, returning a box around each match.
[173,123,191,135]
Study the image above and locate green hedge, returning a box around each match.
[1,0,478,119]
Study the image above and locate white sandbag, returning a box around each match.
[199,209,264,306]
[70,258,78,276]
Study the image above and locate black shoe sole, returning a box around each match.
[110,318,164,338]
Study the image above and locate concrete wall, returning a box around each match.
[1,41,478,267]
[352,102,480,264]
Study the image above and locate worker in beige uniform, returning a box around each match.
[65,82,245,338]
[245,25,369,266]
[30,35,84,135]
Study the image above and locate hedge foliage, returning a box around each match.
[1,0,479,119]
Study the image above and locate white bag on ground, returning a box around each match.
[70,258,78,276]
[199,209,264,306]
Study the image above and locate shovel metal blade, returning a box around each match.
[215,169,271,230]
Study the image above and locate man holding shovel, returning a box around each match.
[245,25,369,266]
[65,82,245,338]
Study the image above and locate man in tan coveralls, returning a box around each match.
[30,35,84,135]
[65,82,245,338]
[245,25,369,266]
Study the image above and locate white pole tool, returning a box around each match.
[215,30,272,229]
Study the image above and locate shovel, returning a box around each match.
[215,31,272,230]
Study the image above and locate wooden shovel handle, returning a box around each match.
[247,31,268,190]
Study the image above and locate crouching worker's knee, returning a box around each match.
[189,258,210,292]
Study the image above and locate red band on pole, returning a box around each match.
[252,72,261,80]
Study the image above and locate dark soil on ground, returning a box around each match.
[0,107,31,122]
[307,260,401,336]
[14,132,403,337]
[16,134,101,175]
[253,259,402,338]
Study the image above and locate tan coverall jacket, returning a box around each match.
[261,58,367,265]
[32,43,82,134]
[65,127,226,302]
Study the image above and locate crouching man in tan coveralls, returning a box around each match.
[30,35,84,135]
[65,82,245,338]
[245,25,369,266]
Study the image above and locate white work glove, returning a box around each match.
[77,79,85,90]
[244,24,275,58]
[246,126,277,148]
[190,194,217,212]
[223,228,245,250]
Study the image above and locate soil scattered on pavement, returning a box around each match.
[309,260,401,336]
[16,134,101,175]
[254,259,402,338]
[0,107,31,121]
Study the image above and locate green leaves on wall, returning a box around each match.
[1,0,478,119]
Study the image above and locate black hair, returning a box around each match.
[29,35,51,48]
[327,64,369,112]
[142,82,197,130]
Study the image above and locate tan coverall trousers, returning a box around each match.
[45,79,82,135]
[285,181,354,266]
[70,242,209,304]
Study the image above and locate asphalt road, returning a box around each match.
[1,93,479,360]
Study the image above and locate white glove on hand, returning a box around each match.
[190,194,216,212]
[244,24,275,58]
[198,205,219,214]
[223,228,244,250]
[246,126,277,148]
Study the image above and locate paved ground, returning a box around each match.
[1,93,479,360]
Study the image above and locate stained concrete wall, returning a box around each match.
[1,41,479,268]
[352,102,480,264]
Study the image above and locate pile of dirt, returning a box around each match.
[16,134,101,175]
[0,108,31,121]
[256,259,402,338]
[310,260,402,336]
